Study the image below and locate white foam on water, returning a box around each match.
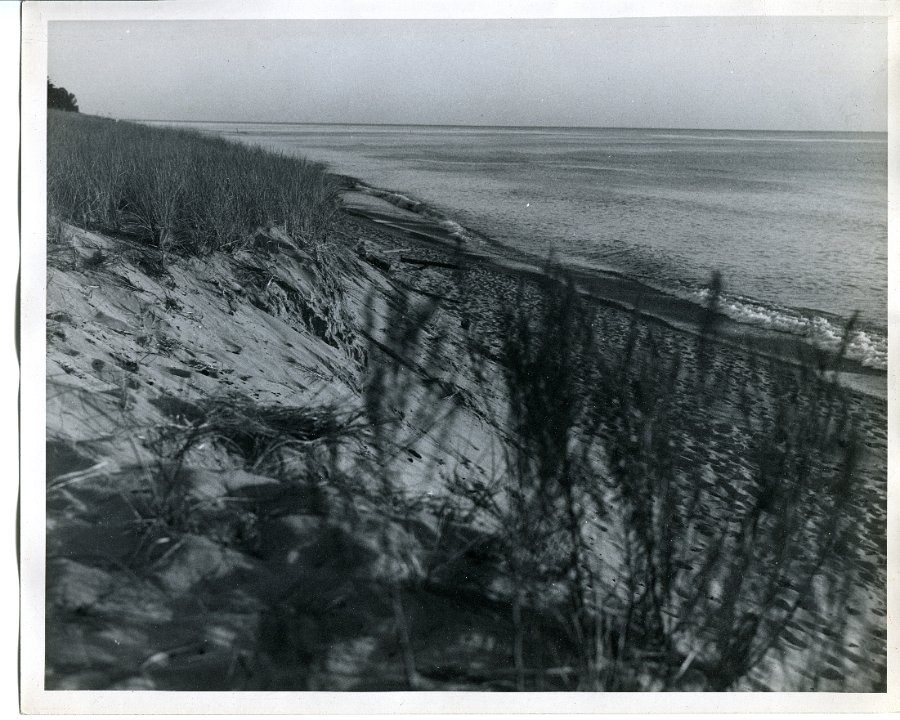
[355,183,477,244]
[691,288,886,370]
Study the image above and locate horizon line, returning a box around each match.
[111,116,887,134]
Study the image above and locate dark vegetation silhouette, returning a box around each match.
[44,110,881,691]
[47,79,79,112]
[446,265,868,690]
[358,286,463,688]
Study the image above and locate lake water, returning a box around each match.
[155,122,888,370]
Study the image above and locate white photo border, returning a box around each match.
[18,0,900,714]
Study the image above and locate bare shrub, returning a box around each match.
[358,285,463,688]
[453,264,867,691]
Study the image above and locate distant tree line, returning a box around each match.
[48,79,79,112]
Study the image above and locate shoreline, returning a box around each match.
[339,186,887,400]
[147,119,890,139]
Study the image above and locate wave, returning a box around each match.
[352,182,478,244]
[648,132,886,145]
[690,288,886,370]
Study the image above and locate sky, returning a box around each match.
[47,16,887,131]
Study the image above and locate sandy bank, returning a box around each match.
[42,181,886,694]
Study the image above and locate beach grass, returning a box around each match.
[43,114,883,691]
[47,110,340,256]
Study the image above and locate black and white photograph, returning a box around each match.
[18,0,897,712]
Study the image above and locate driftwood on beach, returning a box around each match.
[354,240,394,272]
[398,255,461,270]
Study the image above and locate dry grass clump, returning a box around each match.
[151,394,364,480]
[130,394,367,564]
[194,397,360,474]
[47,110,340,257]
[235,237,365,371]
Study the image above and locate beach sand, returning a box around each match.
[43,187,886,692]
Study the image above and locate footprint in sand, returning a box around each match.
[93,310,133,334]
